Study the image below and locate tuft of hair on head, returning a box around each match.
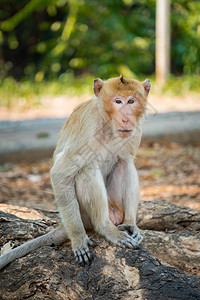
[120,74,125,84]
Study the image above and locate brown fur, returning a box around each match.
[100,76,147,120]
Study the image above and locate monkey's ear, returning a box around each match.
[143,79,151,96]
[93,79,104,97]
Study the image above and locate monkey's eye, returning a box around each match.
[115,99,122,104]
[128,99,135,104]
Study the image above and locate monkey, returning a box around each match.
[0,75,151,269]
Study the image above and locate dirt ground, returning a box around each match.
[0,141,199,214]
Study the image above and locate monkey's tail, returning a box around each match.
[0,225,67,270]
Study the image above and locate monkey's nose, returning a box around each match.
[122,119,129,123]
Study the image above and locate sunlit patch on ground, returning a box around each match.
[141,185,200,209]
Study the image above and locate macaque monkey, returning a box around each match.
[0,75,151,269]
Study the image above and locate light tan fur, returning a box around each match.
[0,75,151,268]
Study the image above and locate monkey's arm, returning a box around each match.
[50,150,94,264]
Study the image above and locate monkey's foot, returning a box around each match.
[118,224,143,245]
[73,237,94,265]
[100,224,139,249]
[116,231,139,249]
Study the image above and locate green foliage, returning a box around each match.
[161,75,200,95]
[0,75,93,108]
[0,0,156,80]
[171,1,200,75]
[1,74,200,109]
[1,0,54,31]
[0,0,199,83]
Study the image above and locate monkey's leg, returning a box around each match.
[106,160,124,225]
[76,166,138,249]
[0,224,67,270]
[107,159,142,245]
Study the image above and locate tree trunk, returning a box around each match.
[0,200,200,300]
[156,0,171,85]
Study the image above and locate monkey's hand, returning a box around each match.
[118,224,143,245]
[73,235,94,265]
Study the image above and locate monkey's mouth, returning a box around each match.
[118,129,133,132]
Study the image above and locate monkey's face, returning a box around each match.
[94,76,151,139]
[108,93,144,138]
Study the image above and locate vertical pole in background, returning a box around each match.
[156,0,171,85]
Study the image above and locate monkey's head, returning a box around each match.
[94,75,151,138]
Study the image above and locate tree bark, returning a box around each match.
[138,200,200,232]
[0,201,200,300]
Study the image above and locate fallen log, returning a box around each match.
[138,200,200,232]
[142,230,200,276]
[0,201,199,299]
